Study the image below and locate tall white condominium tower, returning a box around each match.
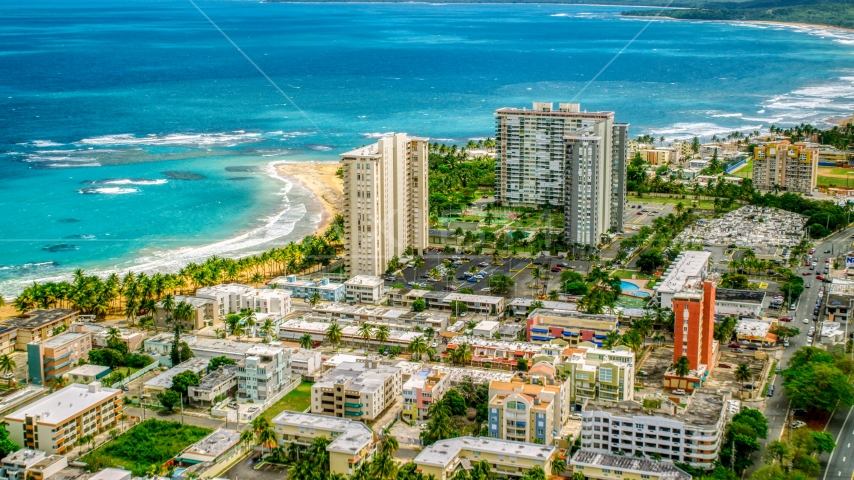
[340,133,429,276]
[494,102,628,247]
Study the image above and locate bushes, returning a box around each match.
[81,420,211,476]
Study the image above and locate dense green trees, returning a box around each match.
[781,347,854,414]
[719,408,768,473]
[209,356,236,371]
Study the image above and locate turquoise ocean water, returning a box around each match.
[2,0,854,296]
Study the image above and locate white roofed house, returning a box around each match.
[195,283,291,317]
[344,276,386,305]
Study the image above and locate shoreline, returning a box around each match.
[622,13,854,35]
[274,160,343,234]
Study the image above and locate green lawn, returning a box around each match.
[729,158,753,179]
[614,270,652,280]
[81,420,211,476]
[260,382,313,421]
[818,175,854,188]
[626,195,717,210]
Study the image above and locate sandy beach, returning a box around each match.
[276,161,343,234]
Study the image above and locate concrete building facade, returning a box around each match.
[237,344,290,402]
[414,437,555,480]
[752,141,819,194]
[340,134,429,277]
[26,331,92,385]
[311,360,402,421]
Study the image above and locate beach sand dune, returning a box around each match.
[276,161,342,233]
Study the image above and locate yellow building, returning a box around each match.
[415,436,556,480]
[752,141,818,194]
[487,377,569,446]
[571,450,692,480]
[3,309,77,351]
[272,411,376,478]
[5,383,122,455]
[636,148,672,166]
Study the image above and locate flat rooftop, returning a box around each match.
[447,336,545,354]
[587,390,726,427]
[572,450,691,480]
[181,428,240,458]
[656,251,711,294]
[344,275,385,287]
[145,357,210,389]
[42,331,89,348]
[194,365,237,391]
[272,411,374,454]
[158,295,213,309]
[716,288,765,304]
[67,365,111,377]
[6,383,119,424]
[415,436,555,468]
[4,309,77,330]
[315,361,400,393]
[510,298,577,311]
[190,338,257,356]
[196,283,255,296]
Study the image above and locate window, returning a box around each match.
[599,368,613,383]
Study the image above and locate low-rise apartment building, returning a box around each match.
[311,304,450,332]
[344,276,385,304]
[556,344,635,409]
[826,279,854,323]
[487,378,569,446]
[279,319,422,349]
[508,298,577,319]
[237,344,290,402]
[473,321,500,338]
[445,337,548,370]
[580,390,729,469]
[174,428,243,466]
[526,310,619,345]
[291,349,323,379]
[144,357,210,394]
[188,365,238,406]
[154,295,218,330]
[3,310,78,351]
[26,330,92,385]
[6,383,122,454]
[571,450,692,480]
[388,289,506,315]
[715,289,765,319]
[196,284,291,317]
[414,437,556,480]
[269,275,346,303]
[0,449,67,480]
[0,326,18,356]
[311,360,402,421]
[402,367,450,422]
[272,411,376,477]
[66,365,111,384]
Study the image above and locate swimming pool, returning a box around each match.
[620,280,651,297]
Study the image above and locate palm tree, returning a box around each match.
[161,293,175,322]
[424,326,436,339]
[0,355,16,379]
[258,424,278,459]
[602,331,621,349]
[308,292,322,307]
[452,342,473,366]
[412,256,425,282]
[357,323,374,351]
[326,322,343,350]
[672,356,690,377]
[381,435,399,455]
[374,325,391,346]
[214,328,226,339]
[408,336,427,360]
[299,333,313,349]
[172,301,194,330]
[260,319,275,342]
[239,429,256,452]
[734,363,751,389]
[551,458,567,477]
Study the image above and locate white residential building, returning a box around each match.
[237,344,291,402]
[196,284,291,317]
[340,134,429,277]
[402,367,450,422]
[556,344,635,409]
[344,276,385,305]
[311,360,402,421]
[415,437,556,480]
[494,102,628,246]
[473,321,500,338]
[291,349,322,378]
[187,365,238,406]
[580,391,729,470]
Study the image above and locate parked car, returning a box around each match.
[431,342,438,348]
[569,414,582,420]
[477,262,490,267]
[718,363,732,368]
[558,262,569,267]
[780,317,792,322]
[637,211,644,215]
[825,249,832,254]
[805,283,811,288]
[803,271,811,275]
[790,421,807,430]
[731,347,744,353]
[672,389,686,395]
[803,318,810,324]
[728,342,741,348]
[746,345,758,351]
[792,408,808,416]
[817,275,825,281]
[551,266,562,272]
[783,339,789,347]
[767,385,775,397]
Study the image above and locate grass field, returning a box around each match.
[819,167,854,176]
[614,270,653,280]
[260,381,313,421]
[81,420,211,476]
[626,195,717,211]
[730,158,753,179]
[817,175,854,188]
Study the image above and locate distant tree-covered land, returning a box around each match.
[624,0,854,30]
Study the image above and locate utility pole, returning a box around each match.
[180,394,184,425]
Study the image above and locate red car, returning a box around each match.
[636,211,644,215]
[728,343,741,348]
[825,258,830,263]
[817,275,825,281]
[803,271,811,275]
[780,317,792,322]
[551,266,562,272]
[809,249,815,254]
[718,363,732,369]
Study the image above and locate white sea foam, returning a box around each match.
[710,113,743,118]
[78,187,139,195]
[645,122,764,140]
[31,140,63,147]
[762,73,854,123]
[75,132,264,147]
[45,163,101,168]
[87,178,168,186]
[360,132,396,139]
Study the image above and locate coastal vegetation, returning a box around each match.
[623,0,854,30]
[9,215,345,318]
[81,419,211,476]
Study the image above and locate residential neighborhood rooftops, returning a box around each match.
[572,450,691,480]
[42,331,89,348]
[315,361,400,394]
[144,357,210,390]
[180,428,241,459]
[157,295,214,309]
[6,383,119,424]
[344,275,384,287]
[656,251,711,295]
[716,288,765,304]
[66,365,111,377]
[272,411,374,454]
[4,309,77,330]
[415,436,555,469]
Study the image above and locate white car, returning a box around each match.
[790,421,807,430]
[803,318,810,324]
[672,389,686,395]
[431,342,438,348]
[569,414,582,420]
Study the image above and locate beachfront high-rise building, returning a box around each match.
[340,134,429,277]
[752,141,819,194]
[494,102,628,248]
